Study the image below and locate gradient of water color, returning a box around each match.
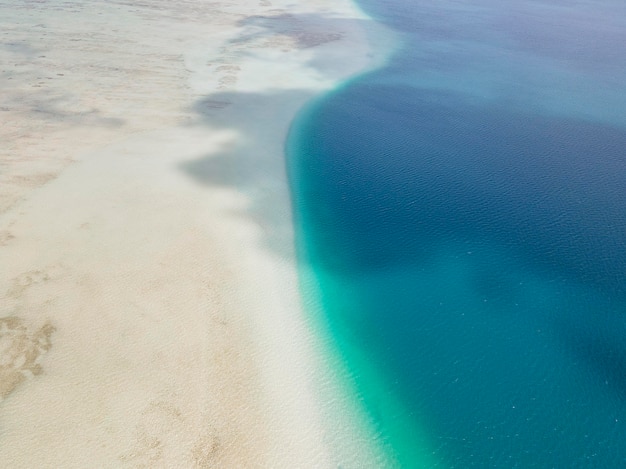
[288,0,626,466]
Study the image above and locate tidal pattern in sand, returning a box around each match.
[289,0,626,466]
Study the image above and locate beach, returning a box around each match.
[0,0,393,466]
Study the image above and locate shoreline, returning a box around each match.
[0,0,395,466]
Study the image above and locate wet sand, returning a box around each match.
[0,0,393,467]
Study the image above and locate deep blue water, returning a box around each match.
[288,1,626,466]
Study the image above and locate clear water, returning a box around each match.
[288,0,626,466]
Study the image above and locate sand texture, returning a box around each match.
[0,0,393,467]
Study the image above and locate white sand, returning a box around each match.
[0,0,395,467]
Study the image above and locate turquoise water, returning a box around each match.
[288,0,626,466]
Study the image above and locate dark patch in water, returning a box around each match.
[288,0,626,466]
[290,80,626,469]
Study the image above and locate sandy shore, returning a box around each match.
[0,0,394,467]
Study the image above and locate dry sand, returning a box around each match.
[0,0,394,467]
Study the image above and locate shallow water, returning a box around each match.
[288,0,626,466]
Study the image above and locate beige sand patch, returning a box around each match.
[0,317,55,401]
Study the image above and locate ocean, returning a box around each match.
[288,0,626,466]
